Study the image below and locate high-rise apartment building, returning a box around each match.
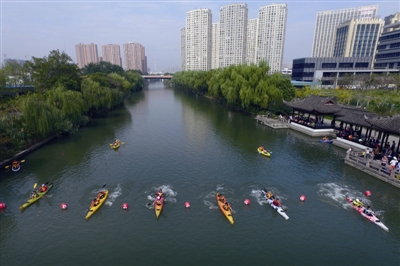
[219,3,248,68]
[101,44,122,67]
[75,43,99,68]
[181,27,186,71]
[255,4,287,73]
[246,18,258,65]
[123,42,147,73]
[211,22,220,69]
[333,19,383,58]
[312,5,378,57]
[185,9,212,71]
[374,12,400,69]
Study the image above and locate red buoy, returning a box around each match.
[364,190,372,196]
[184,202,190,208]
[60,203,68,210]
[0,202,6,209]
[122,203,129,210]
[244,199,250,205]
[299,195,306,202]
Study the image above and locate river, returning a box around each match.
[0,81,399,265]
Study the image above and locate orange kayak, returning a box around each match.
[216,193,234,224]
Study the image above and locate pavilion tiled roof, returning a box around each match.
[365,114,400,135]
[335,105,379,127]
[284,95,342,114]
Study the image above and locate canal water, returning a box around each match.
[1,81,399,265]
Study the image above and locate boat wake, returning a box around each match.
[204,200,218,209]
[316,182,372,209]
[105,184,122,206]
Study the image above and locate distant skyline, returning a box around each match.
[1,1,399,71]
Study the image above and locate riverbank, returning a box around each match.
[0,136,56,169]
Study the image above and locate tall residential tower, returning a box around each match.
[123,42,147,73]
[255,4,287,73]
[101,44,122,67]
[219,3,248,68]
[185,9,212,71]
[75,43,99,68]
[312,5,378,57]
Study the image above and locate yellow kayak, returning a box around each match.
[257,147,270,157]
[20,183,53,210]
[110,141,120,149]
[154,196,165,218]
[216,193,234,224]
[85,189,109,220]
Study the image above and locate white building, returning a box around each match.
[219,3,248,68]
[312,5,378,57]
[255,4,287,73]
[211,22,220,69]
[185,9,212,71]
[246,18,258,65]
[101,44,122,67]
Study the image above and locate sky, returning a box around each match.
[1,0,399,72]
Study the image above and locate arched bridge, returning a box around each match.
[142,75,172,79]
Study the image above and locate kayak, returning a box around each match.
[345,195,388,232]
[110,142,120,149]
[319,139,332,143]
[85,189,109,220]
[261,189,289,220]
[154,195,165,218]
[19,183,53,210]
[11,164,21,172]
[257,148,271,157]
[216,193,234,224]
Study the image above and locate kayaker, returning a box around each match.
[259,146,264,151]
[217,194,225,203]
[156,200,161,206]
[353,198,363,207]
[323,136,328,141]
[223,202,230,211]
[113,139,119,146]
[272,198,282,207]
[93,198,100,206]
[30,191,38,198]
[98,191,105,199]
[364,206,373,216]
[39,184,48,192]
[12,160,19,168]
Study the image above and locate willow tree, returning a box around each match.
[21,94,66,138]
[81,78,122,112]
[46,86,87,124]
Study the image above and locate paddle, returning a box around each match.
[85,184,106,213]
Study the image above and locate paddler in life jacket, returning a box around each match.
[353,198,363,207]
[259,146,264,151]
[39,184,48,192]
[363,206,373,216]
[157,189,163,198]
[223,202,231,211]
[323,136,328,141]
[217,193,225,203]
[113,139,120,146]
[272,198,282,207]
[12,160,19,169]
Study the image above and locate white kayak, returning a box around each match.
[262,189,289,220]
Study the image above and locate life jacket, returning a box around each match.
[156,200,161,205]
[223,205,229,210]
[266,193,273,199]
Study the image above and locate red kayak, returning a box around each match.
[345,196,388,232]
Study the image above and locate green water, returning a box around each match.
[1,81,399,265]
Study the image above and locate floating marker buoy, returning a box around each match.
[244,199,250,205]
[60,203,68,210]
[184,202,190,208]
[364,190,371,196]
[299,195,306,202]
[0,202,6,209]
[122,203,129,210]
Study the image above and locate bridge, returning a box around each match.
[142,75,172,80]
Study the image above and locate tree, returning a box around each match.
[25,50,81,92]
[81,61,125,76]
